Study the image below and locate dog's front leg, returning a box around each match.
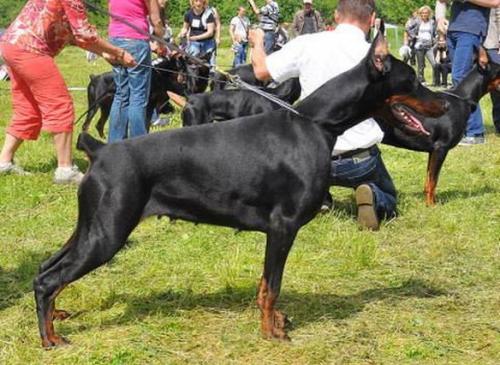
[256,219,297,340]
[424,148,448,206]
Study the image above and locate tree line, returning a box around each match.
[0,0,433,30]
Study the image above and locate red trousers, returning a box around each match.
[0,42,74,140]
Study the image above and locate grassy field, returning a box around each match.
[0,40,499,365]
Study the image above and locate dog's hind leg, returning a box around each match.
[256,211,298,341]
[34,191,145,348]
[96,101,112,138]
[424,148,448,206]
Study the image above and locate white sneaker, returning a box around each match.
[0,161,31,175]
[54,165,84,185]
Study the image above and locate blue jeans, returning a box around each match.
[108,38,151,143]
[447,31,484,137]
[263,30,276,55]
[232,42,248,67]
[488,49,500,133]
[187,39,216,59]
[330,146,397,220]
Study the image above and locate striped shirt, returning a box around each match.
[259,1,279,31]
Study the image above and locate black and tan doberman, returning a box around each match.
[34,34,447,347]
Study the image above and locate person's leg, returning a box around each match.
[415,49,426,83]
[242,42,248,64]
[425,48,438,86]
[0,134,24,164]
[109,38,131,143]
[487,49,500,134]
[450,31,484,138]
[264,31,276,55]
[330,147,396,229]
[0,44,44,168]
[126,39,151,139]
[187,41,202,57]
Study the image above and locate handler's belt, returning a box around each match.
[332,145,378,162]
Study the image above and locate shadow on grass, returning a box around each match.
[0,250,48,311]
[402,185,497,204]
[93,278,446,332]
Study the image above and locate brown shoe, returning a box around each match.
[355,184,380,231]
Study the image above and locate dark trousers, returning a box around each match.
[329,146,397,220]
[433,63,451,86]
[488,49,500,133]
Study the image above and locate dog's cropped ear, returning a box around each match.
[368,31,391,78]
[379,19,385,36]
[478,46,490,73]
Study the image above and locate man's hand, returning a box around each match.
[437,18,449,34]
[102,49,137,68]
[249,28,265,47]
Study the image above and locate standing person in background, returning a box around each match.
[435,0,500,145]
[484,7,500,136]
[108,0,165,143]
[404,10,420,66]
[433,32,452,87]
[414,6,437,85]
[0,0,135,183]
[292,0,324,37]
[247,0,280,54]
[206,2,221,71]
[178,0,216,59]
[230,6,251,67]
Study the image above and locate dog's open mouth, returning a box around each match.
[390,104,430,136]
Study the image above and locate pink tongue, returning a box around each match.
[407,112,430,136]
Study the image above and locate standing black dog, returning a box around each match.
[377,50,500,205]
[182,78,301,126]
[34,34,447,347]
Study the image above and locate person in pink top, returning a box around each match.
[108,0,165,143]
[0,0,136,184]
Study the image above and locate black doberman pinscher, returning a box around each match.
[210,64,269,91]
[34,34,447,347]
[376,48,500,205]
[182,78,301,126]
[82,54,211,138]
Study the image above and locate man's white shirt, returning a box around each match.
[265,23,384,155]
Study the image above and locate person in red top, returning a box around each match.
[0,0,136,184]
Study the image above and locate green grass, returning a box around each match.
[0,44,499,365]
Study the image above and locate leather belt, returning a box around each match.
[332,145,378,161]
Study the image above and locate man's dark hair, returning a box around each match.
[337,0,376,22]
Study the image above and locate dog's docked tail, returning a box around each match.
[77,132,105,160]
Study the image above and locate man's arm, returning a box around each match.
[147,0,165,37]
[248,28,272,81]
[317,12,325,32]
[189,23,215,41]
[178,21,190,39]
[213,8,222,45]
[229,21,237,43]
[292,12,301,34]
[247,0,260,15]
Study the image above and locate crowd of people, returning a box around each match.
[0,0,499,230]
[402,1,500,145]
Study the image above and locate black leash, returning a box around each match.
[439,90,478,108]
[75,89,114,125]
[81,0,301,117]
